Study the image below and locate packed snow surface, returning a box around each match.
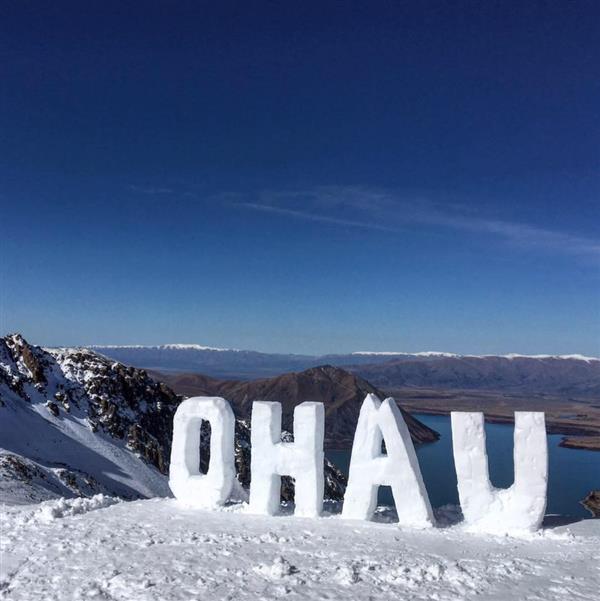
[1,497,599,601]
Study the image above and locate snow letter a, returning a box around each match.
[342,394,435,528]
[451,412,548,533]
[249,401,325,518]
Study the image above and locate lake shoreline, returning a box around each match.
[404,408,600,441]
[327,413,600,519]
[559,436,600,451]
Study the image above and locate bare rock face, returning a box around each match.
[581,490,600,517]
[0,334,347,502]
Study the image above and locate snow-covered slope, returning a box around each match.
[2,496,599,601]
[0,334,179,504]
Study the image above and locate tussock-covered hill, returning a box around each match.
[352,355,600,396]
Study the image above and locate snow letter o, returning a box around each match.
[169,397,236,508]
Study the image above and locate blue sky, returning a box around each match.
[1,2,599,355]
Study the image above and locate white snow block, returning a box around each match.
[248,401,325,517]
[342,394,435,528]
[169,397,236,508]
[451,411,548,534]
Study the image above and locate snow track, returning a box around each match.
[1,498,599,600]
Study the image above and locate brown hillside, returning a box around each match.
[154,365,439,448]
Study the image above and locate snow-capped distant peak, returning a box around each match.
[87,343,237,352]
[498,353,600,362]
[352,351,458,357]
[352,351,600,362]
[163,344,236,352]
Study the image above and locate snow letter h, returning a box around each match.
[249,401,325,518]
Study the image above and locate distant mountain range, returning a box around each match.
[88,344,600,396]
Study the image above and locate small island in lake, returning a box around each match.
[559,437,600,451]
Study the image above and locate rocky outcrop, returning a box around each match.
[581,490,600,517]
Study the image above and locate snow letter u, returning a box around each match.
[451,412,548,533]
[249,401,325,517]
[342,394,435,528]
[169,397,236,508]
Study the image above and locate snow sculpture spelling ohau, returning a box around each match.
[169,396,548,534]
[451,411,548,534]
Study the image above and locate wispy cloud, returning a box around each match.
[128,185,175,195]
[237,186,600,258]
[239,202,401,233]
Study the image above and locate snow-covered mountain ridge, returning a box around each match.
[0,333,179,504]
[88,343,236,352]
[0,334,347,505]
[86,343,600,362]
[352,351,599,361]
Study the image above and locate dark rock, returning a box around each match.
[581,490,600,517]
[46,401,60,416]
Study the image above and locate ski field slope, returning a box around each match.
[1,497,599,601]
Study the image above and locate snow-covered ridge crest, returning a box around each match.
[84,345,600,362]
[1,333,181,504]
[86,343,238,352]
[352,351,458,357]
[352,351,600,362]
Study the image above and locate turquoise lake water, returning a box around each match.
[326,413,600,518]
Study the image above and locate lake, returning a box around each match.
[326,413,600,518]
